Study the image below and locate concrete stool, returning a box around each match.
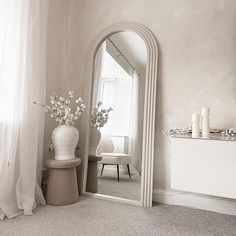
[46,158,81,206]
[86,155,102,193]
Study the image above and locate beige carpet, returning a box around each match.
[97,174,141,200]
[1,197,236,236]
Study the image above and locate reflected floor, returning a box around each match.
[97,173,141,201]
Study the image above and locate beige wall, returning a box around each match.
[44,0,65,161]
[46,0,236,193]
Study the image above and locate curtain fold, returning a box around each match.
[92,42,105,108]
[0,0,48,219]
[129,71,143,174]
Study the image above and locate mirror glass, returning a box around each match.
[86,31,147,201]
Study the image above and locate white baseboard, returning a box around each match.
[153,188,236,215]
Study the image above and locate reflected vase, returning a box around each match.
[90,127,101,155]
[52,125,79,160]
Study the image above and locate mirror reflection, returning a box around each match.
[87,31,147,201]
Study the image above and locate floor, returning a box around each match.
[1,197,236,236]
[98,172,141,200]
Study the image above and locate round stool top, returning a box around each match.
[46,158,81,169]
[88,155,102,162]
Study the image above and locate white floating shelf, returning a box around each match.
[170,136,236,199]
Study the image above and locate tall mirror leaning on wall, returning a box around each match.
[86,31,147,201]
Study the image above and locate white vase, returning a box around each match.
[52,125,79,160]
[89,127,101,155]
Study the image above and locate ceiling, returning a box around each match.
[110,31,147,70]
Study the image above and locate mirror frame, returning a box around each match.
[82,22,158,207]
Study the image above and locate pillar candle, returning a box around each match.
[192,113,200,138]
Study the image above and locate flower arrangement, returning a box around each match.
[91,101,113,129]
[34,91,86,126]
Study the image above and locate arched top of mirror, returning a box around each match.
[90,22,158,64]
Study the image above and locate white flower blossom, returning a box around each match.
[68,91,74,98]
[59,96,64,102]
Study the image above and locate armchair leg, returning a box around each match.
[127,164,131,179]
[101,164,105,176]
[117,165,119,182]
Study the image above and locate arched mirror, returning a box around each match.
[83,23,158,207]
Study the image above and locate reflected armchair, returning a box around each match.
[98,136,132,182]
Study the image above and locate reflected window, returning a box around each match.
[98,46,133,138]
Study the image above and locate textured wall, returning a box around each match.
[46,0,236,192]
[44,0,65,161]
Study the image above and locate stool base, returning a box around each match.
[46,158,81,206]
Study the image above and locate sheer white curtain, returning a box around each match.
[92,42,105,108]
[129,71,143,174]
[0,0,48,219]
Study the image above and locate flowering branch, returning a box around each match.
[91,101,113,129]
[34,91,86,126]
